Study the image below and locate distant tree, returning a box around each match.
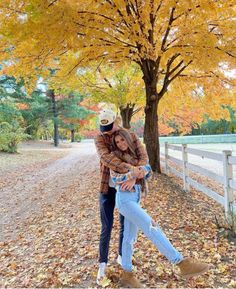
[76,63,145,129]
[196,107,236,135]
[58,92,94,142]
[20,89,50,138]
[0,76,28,152]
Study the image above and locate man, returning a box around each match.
[95,109,148,285]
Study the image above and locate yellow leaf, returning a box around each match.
[99,277,111,288]
[229,280,236,287]
[9,263,17,270]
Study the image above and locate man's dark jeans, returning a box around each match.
[99,186,124,263]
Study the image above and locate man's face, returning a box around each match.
[103,125,117,135]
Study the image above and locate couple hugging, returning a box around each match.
[95,109,211,288]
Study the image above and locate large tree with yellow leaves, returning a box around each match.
[75,63,145,129]
[0,0,235,171]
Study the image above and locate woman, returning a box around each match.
[111,129,211,288]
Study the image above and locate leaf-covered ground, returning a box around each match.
[0,141,235,288]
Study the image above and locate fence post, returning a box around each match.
[164,142,169,174]
[182,144,189,192]
[222,150,234,221]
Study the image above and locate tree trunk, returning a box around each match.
[144,95,160,172]
[48,89,59,147]
[71,129,75,142]
[119,103,135,129]
[142,64,161,172]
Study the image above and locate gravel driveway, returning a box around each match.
[0,141,98,241]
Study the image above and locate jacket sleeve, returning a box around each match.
[110,169,134,185]
[111,164,152,185]
[140,164,152,180]
[95,134,131,173]
[131,133,149,166]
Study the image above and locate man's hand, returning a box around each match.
[133,166,145,179]
[121,179,136,191]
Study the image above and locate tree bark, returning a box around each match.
[48,89,59,147]
[141,61,161,173]
[71,129,75,142]
[143,93,160,172]
[119,103,135,129]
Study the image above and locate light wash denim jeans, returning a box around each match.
[116,184,183,272]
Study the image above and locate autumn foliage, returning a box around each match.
[0,0,235,170]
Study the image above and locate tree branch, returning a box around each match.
[216,46,236,58]
[97,67,113,88]
[153,0,163,22]
[132,0,146,37]
[105,0,132,32]
[161,53,181,88]
[132,106,143,116]
[169,60,193,83]
[73,20,136,49]
[169,59,184,77]
[158,57,191,98]
[48,0,59,8]
[161,6,176,51]
[0,5,25,14]
[77,11,114,22]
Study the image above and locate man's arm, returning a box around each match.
[95,134,132,173]
[131,133,149,166]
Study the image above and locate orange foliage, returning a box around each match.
[80,129,99,139]
[158,122,174,136]
[16,103,29,110]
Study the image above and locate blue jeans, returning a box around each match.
[116,185,183,272]
[99,187,124,263]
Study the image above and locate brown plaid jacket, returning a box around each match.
[95,131,148,194]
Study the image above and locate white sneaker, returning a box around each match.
[96,262,107,285]
[117,255,122,266]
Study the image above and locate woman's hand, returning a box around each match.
[121,178,136,191]
[133,166,145,179]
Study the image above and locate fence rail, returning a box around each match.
[159,134,236,144]
[161,143,236,220]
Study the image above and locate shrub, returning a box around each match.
[0,121,29,153]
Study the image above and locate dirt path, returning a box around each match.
[0,141,98,241]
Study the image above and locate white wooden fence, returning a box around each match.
[160,143,236,220]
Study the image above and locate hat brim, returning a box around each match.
[100,122,114,133]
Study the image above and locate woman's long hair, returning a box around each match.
[112,129,138,164]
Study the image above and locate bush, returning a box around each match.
[81,129,98,139]
[74,133,83,142]
[0,121,29,153]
